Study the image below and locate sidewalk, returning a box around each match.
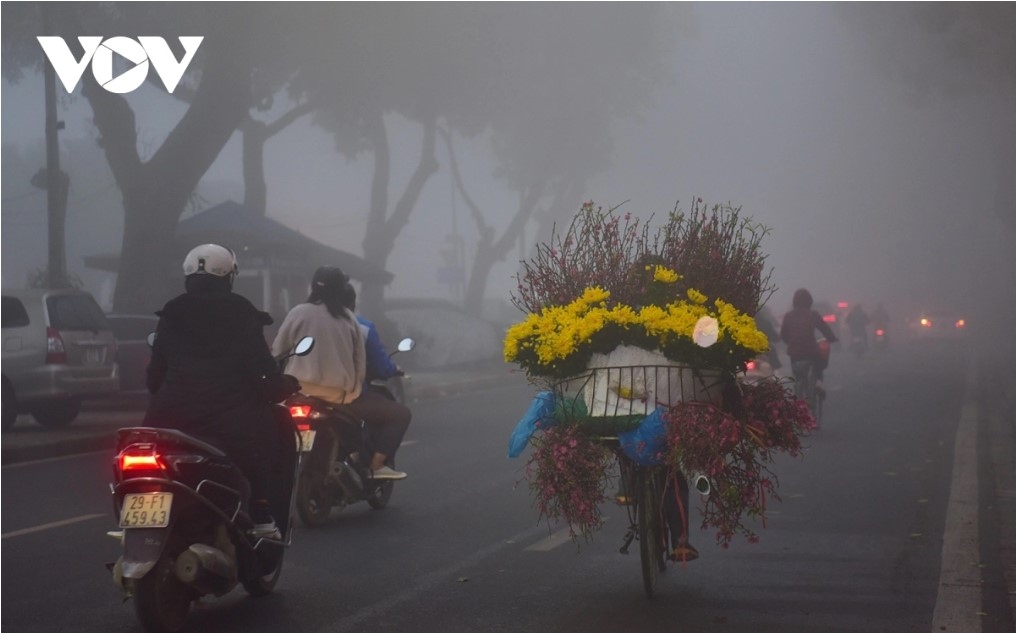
[1,362,520,465]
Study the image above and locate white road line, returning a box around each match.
[524,527,577,552]
[931,358,982,632]
[2,513,106,539]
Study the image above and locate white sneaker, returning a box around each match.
[248,520,281,540]
[371,466,408,480]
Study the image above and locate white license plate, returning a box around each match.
[298,429,316,452]
[119,492,173,528]
[85,347,103,364]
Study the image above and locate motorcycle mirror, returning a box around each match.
[294,336,315,357]
[397,338,415,353]
[146,332,157,348]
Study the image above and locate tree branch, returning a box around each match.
[438,125,490,241]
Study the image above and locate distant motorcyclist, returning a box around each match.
[144,243,301,538]
[845,303,871,349]
[780,288,838,390]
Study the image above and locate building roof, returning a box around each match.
[84,200,393,284]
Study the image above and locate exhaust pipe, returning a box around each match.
[174,544,237,595]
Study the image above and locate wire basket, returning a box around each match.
[552,364,725,436]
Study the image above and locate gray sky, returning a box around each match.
[2,3,1012,330]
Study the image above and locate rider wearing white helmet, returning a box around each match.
[145,244,300,538]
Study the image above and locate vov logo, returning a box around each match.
[37,36,204,94]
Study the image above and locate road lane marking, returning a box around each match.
[524,527,575,551]
[2,513,106,539]
[931,359,981,632]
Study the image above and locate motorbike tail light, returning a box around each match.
[45,327,67,364]
[296,423,311,432]
[955,319,965,329]
[744,360,757,372]
[118,444,165,474]
[920,318,931,327]
[290,405,312,418]
[822,314,837,324]
[875,329,885,336]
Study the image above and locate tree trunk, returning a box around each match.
[242,102,314,216]
[84,36,252,313]
[359,113,439,319]
[462,184,544,316]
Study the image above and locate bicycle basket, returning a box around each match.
[553,363,725,436]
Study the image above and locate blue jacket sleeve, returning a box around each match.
[361,317,400,381]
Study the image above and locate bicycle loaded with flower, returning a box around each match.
[505,200,817,569]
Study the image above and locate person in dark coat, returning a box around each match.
[779,288,838,389]
[144,243,300,537]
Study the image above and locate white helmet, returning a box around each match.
[182,243,238,278]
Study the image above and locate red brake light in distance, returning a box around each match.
[920,318,931,327]
[836,301,849,310]
[45,327,67,364]
[955,319,965,329]
[875,329,885,336]
[822,314,837,324]
[290,405,311,418]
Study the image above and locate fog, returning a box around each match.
[2,3,1013,347]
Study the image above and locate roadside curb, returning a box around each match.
[1,369,519,466]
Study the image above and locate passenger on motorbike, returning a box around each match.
[341,283,412,477]
[144,244,301,539]
[272,267,409,480]
[779,288,838,392]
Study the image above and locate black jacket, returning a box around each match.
[144,290,293,442]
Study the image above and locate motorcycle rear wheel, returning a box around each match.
[296,436,335,528]
[133,554,193,633]
[367,458,395,510]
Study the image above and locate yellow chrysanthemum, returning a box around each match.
[652,265,680,284]
[687,288,708,304]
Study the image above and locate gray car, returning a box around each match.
[2,288,119,430]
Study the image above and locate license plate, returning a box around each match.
[298,429,316,452]
[85,347,103,365]
[119,492,173,528]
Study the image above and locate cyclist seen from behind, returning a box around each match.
[780,288,838,394]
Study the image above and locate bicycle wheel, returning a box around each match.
[637,468,665,598]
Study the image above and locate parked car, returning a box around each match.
[2,288,119,430]
[106,314,158,392]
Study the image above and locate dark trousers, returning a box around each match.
[347,388,412,460]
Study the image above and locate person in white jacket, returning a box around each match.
[272,266,407,480]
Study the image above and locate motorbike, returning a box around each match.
[289,337,414,528]
[106,336,314,633]
[849,332,867,358]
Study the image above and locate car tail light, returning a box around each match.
[290,405,312,419]
[118,444,165,474]
[45,327,67,364]
[822,314,837,324]
[955,319,965,329]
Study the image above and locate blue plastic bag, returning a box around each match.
[507,391,557,458]
[618,408,666,466]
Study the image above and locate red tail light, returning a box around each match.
[119,445,165,473]
[745,360,757,372]
[875,329,885,336]
[920,318,931,327]
[955,319,965,329]
[289,405,312,418]
[296,423,311,432]
[822,314,837,324]
[45,327,67,364]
